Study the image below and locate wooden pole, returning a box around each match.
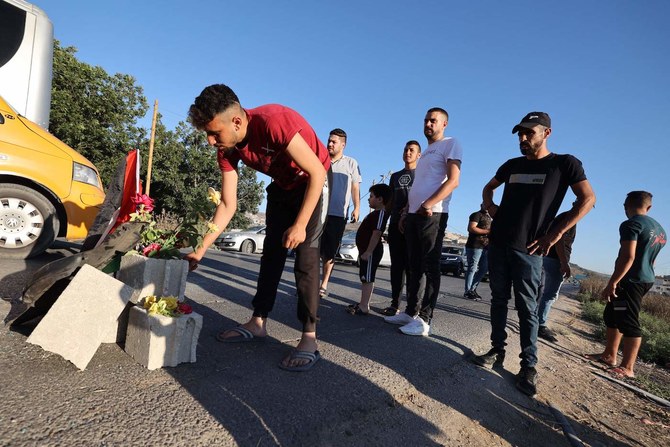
[145,100,159,196]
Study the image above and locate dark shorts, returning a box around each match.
[358,246,383,283]
[603,280,653,338]
[320,216,347,260]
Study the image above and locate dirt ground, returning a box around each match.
[521,288,670,446]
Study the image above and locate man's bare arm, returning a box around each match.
[528,180,596,255]
[417,160,461,215]
[601,240,636,302]
[283,133,327,249]
[184,169,239,270]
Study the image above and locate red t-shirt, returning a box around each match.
[217,104,330,190]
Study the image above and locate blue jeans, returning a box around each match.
[488,244,543,368]
[404,212,448,323]
[464,247,488,293]
[538,256,564,327]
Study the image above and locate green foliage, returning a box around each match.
[50,41,148,184]
[49,41,265,233]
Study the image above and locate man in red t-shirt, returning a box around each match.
[186,84,330,372]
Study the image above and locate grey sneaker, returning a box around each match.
[516,366,538,396]
[471,348,505,368]
[538,326,558,343]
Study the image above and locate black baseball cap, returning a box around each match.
[512,112,551,134]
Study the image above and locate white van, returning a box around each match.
[0,0,54,128]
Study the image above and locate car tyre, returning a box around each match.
[0,184,59,259]
[453,263,464,277]
[240,239,255,254]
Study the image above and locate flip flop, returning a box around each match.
[319,287,328,298]
[216,326,267,343]
[583,353,616,367]
[279,350,321,372]
[346,304,369,316]
[607,366,635,379]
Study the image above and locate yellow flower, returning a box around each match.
[207,221,219,234]
[207,187,221,206]
[162,296,179,311]
[143,295,157,310]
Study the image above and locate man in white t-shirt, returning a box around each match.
[384,108,463,336]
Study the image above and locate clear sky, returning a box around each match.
[39,0,669,275]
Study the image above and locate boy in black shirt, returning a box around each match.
[347,184,392,315]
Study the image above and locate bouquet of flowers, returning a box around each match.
[127,188,220,260]
[141,295,193,317]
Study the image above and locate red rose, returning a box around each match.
[178,303,193,314]
[142,242,162,257]
[132,194,155,212]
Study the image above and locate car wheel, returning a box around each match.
[240,239,255,253]
[453,264,463,277]
[0,184,59,259]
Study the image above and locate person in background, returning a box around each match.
[586,191,665,378]
[463,205,492,301]
[536,208,577,343]
[347,183,392,316]
[319,128,361,298]
[384,140,421,316]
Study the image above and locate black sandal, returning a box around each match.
[382,306,399,316]
[346,304,369,316]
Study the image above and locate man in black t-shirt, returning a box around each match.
[471,112,596,397]
[384,140,421,315]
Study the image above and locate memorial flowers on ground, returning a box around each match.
[127,188,220,260]
[140,295,193,317]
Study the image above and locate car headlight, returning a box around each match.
[73,162,101,188]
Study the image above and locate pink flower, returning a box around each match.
[178,303,193,314]
[142,243,162,257]
[132,194,155,212]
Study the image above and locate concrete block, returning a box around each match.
[124,306,203,370]
[101,303,132,344]
[116,254,189,301]
[27,264,135,370]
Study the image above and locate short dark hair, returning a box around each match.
[626,191,653,208]
[426,107,449,121]
[369,183,392,206]
[329,128,347,142]
[405,140,421,152]
[188,84,241,129]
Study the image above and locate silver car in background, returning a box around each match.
[335,231,391,267]
[215,226,266,253]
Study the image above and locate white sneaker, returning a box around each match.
[399,318,430,336]
[384,312,416,325]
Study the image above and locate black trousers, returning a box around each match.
[404,212,448,323]
[251,182,325,332]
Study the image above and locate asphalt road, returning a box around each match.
[0,245,579,446]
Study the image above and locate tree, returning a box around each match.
[48,40,264,228]
[49,40,148,184]
[170,122,264,230]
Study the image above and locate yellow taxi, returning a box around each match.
[0,95,105,258]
